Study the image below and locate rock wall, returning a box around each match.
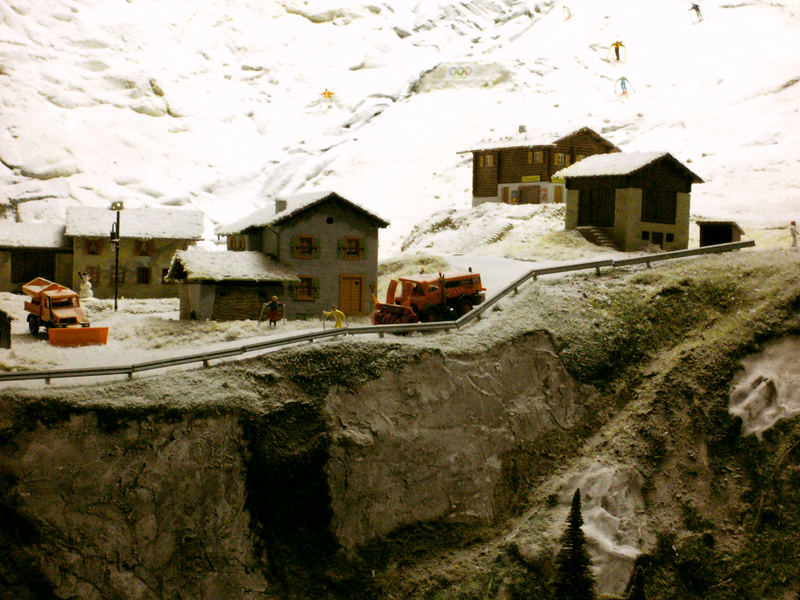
[325,331,593,547]
[0,332,594,598]
[0,412,267,600]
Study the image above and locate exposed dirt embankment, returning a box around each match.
[0,331,593,599]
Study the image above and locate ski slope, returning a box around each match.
[1,0,798,256]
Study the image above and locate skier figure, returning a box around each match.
[608,40,626,61]
[791,221,798,249]
[689,3,703,21]
[267,296,282,327]
[615,76,633,96]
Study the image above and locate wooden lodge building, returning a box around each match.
[555,152,703,252]
[169,191,389,321]
[460,127,620,207]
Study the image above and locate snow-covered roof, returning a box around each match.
[459,127,619,154]
[553,152,703,182]
[168,249,299,283]
[216,190,389,235]
[0,221,69,249]
[552,127,621,152]
[65,207,204,240]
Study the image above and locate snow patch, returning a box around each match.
[729,336,800,436]
[558,461,648,596]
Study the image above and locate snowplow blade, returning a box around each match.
[48,326,109,347]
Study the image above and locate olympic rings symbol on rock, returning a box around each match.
[448,65,473,79]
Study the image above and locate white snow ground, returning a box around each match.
[1,0,799,255]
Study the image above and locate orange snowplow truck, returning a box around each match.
[371,271,486,325]
[23,278,108,346]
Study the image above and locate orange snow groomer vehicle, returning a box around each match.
[22,278,108,346]
[371,271,486,324]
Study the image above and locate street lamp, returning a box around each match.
[109,201,124,311]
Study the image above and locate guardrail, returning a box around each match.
[0,240,755,385]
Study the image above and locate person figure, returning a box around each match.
[791,221,798,249]
[267,296,282,327]
[323,305,346,328]
[615,76,633,96]
[690,3,703,21]
[562,5,572,21]
[608,40,626,61]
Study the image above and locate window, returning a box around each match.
[110,268,125,285]
[642,231,650,240]
[134,239,154,256]
[293,276,318,301]
[554,153,566,167]
[641,189,677,224]
[666,233,674,243]
[479,154,495,168]
[85,266,100,286]
[227,235,246,251]
[291,235,319,259]
[136,266,151,284]
[576,154,586,162]
[85,239,102,255]
[534,151,543,164]
[339,237,364,260]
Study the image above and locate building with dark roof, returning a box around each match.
[459,127,620,207]
[554,152,703,251]
[170,191,389,320]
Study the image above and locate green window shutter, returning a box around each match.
[290,238,297,258]
[312,278,320,299]
[312,237,320,258]
[337,239,344,259]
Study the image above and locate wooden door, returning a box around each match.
[502,187,510,203]
[577,188,615,227]
[554,185,564,203]
[339,275,363,315]
[519,185,539,204]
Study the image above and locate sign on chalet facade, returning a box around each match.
[460,127,620,207]
[555,152,703,252]
[170,191,389,321]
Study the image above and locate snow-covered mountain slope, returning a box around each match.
[1,0,798,256]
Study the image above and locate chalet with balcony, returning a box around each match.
[170,191,389,321]
[65,206,204,298]
[555,152,703,252]
[460,127,620,207]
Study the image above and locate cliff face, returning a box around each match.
[1,413,267,599]
[324,331,591,547]
[0,332,593,599]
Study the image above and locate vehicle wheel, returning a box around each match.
[419,307,439,322]
[27,315,39,336]
[458,300,473,316]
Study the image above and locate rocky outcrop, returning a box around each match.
[1,412,267,600]
[325,331,593,547]
[0,332,595,599]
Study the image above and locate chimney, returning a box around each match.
[275,198,287,213]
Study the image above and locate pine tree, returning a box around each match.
[626,565,646,600]
[552,488,597,600]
